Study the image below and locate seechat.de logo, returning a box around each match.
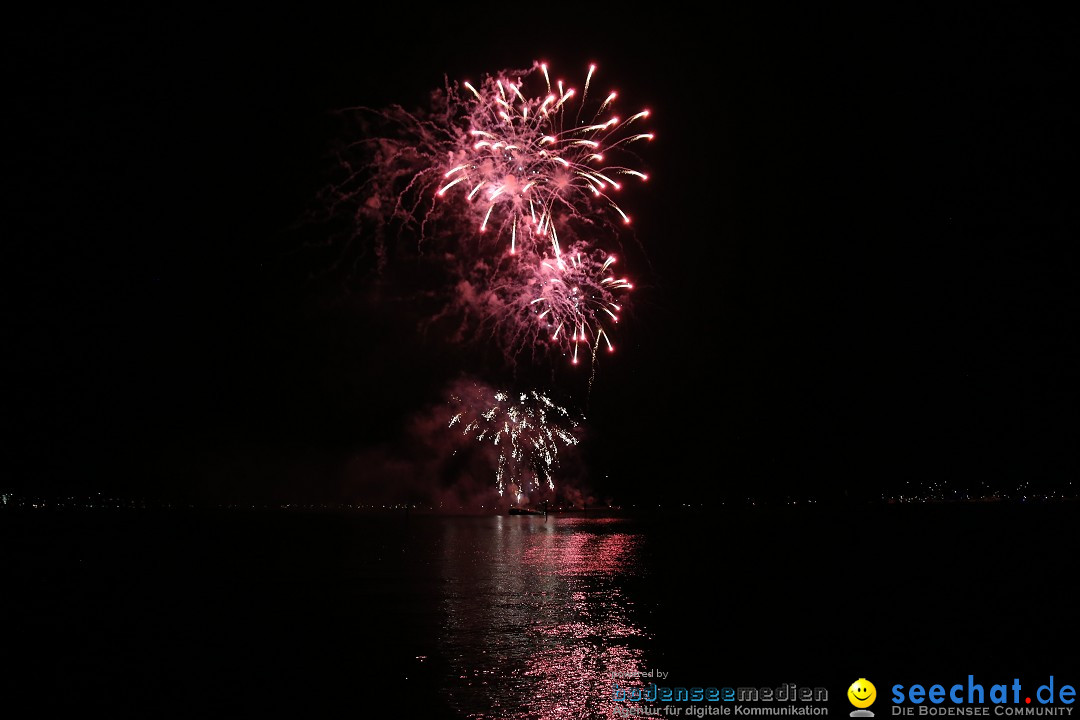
[891,676,1076,716]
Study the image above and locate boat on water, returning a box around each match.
[508,502,547,516]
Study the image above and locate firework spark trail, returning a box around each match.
[447,382,581,496]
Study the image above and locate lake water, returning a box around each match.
[4,505,1076,716]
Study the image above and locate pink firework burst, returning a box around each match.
[530,247,632,366]
[446,242,633,368]
[322,60,653,372]
[436,61,652,256]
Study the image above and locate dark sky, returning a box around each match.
[4,7,1077,504]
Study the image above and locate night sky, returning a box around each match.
[5,7,1077,505]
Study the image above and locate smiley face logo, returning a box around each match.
[848,679,877,709]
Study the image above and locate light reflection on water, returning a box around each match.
[439,515,649,719]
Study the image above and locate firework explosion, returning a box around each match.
[435,61,652,255]
[327,60,652,369]
[447,383,581,496]
[449,242,633,367]
[529,246,633,364]
[326,60,653,495]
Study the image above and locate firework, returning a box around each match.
[447,382,581,495]
[437,62,652,256]
[449,242,633,367]
[322,60,653,371]
[530,247,632,365]
[327,61,651,259]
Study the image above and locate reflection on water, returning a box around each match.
[439,516,649,719]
